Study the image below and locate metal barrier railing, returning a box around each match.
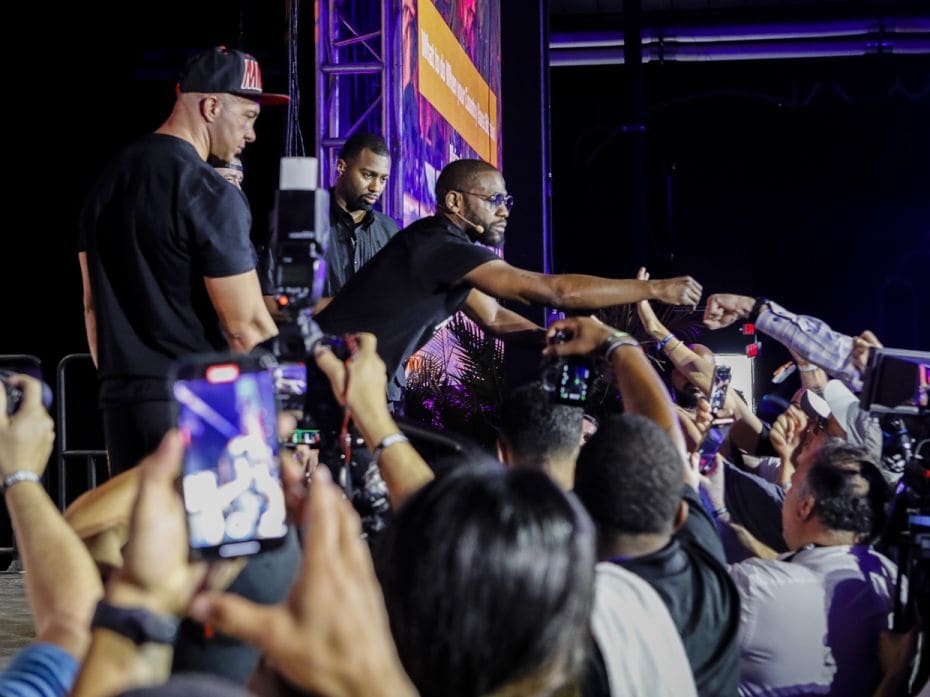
[55,354,108,512]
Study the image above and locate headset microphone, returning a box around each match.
[451,210,485,235]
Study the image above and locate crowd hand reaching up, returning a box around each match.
[108,431,237,616]
[852,330,883,375]
[313,333,389,421]
[0,375,54,479]
[650,274,703,308]
[769,405,807,464]
[635,268,669,337]
[542,315,614,358]
[703,293,756,330]
[190,467,418,697]
[769,405,808,487]
[314,332,433,506]
[676,398,713,454]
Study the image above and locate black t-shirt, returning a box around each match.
[79,134,256,404]
[610,486,741,696]
[315,215,499,377]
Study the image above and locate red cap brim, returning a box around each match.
[256,93,290,106]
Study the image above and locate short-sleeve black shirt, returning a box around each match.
[315,215,498,377]
[79,134,256,404]
[609,486,741,696]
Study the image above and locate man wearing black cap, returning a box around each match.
[78,47,300,687]
[79,47,288,475]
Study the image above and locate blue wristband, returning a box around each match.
[656,333,676,352]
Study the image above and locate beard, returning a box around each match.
[345,194,374,213]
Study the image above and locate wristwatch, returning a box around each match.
[748,297,770,324]
[91,600,180,645]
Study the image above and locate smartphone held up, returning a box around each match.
[171,351,288,559]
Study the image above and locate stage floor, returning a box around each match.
[0,570,33,671]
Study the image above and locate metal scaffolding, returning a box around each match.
[316,0,400,219]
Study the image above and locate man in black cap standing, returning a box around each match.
[79,47,288,475]
[78,47,300,686]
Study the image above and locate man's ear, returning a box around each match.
[335,158,347,177]
[443,190,461,213]
[797,492,816,521]
[201,95,220,123]
[673,498,689,532]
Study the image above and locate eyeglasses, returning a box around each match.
[458,190,515,211]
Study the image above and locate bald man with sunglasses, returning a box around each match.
[316,158,702,401]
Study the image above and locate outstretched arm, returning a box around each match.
[463,259,702,310]
[462,289,546,348]
[703,293,878,391]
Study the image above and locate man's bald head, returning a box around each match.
[435,159,499,201]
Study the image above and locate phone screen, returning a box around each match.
[173,355,288,558]
[708,365,732,417]
[558,361,592,404]
[273,361,307,412]
[698,418,734,474]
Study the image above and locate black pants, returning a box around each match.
[102,400,175,475]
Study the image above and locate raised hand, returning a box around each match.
[636,268,667,338]
[313,332,388,416]
[769,404,807,464]
[542,316,614,358]
[0,375,55,480]
[651,274,702,308]
[851,329,883,374]
[108,431,221,617]
[703,293,755,330]
[190,467,417,697]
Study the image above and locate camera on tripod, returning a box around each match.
[864,346,930,689]
[265,157,351,450]
[263,158,391,531]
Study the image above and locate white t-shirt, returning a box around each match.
[590,562,697,697]
[730,544,897,696]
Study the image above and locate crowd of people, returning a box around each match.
[1,46,928,697]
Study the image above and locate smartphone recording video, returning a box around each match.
[707,364,732,417]
[698,417,734,474]
[172,351,288,558]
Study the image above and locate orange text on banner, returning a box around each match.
[417,0,497,166]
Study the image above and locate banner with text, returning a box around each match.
[417,0,497,166]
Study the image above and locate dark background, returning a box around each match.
[1,1,927,472]
[3,0,928,374]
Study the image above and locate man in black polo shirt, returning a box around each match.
[260,134,398,322]
[315,158,704,386]
[323,132,399,296]
[573,414,741,696]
